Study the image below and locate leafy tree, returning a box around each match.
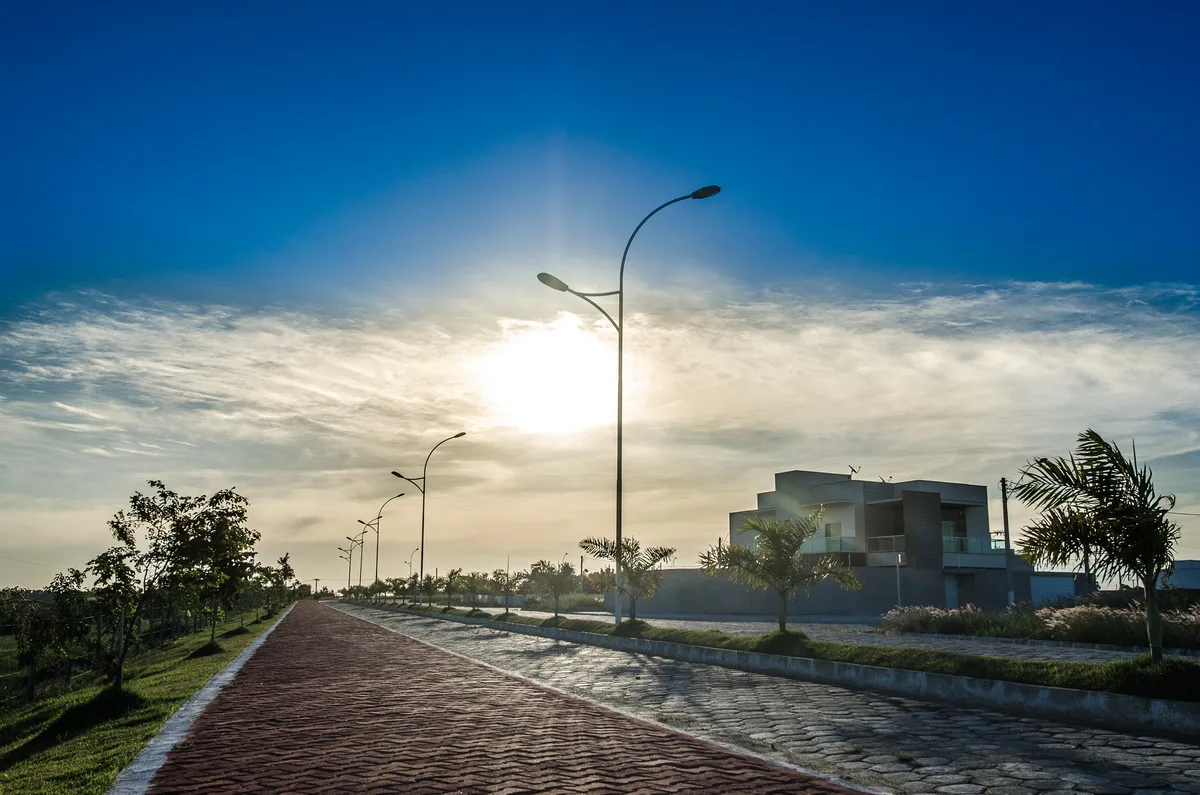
[0,588,53,700]
[419,574,443,605]
[699,513,861,632]
[578,537,675,622]
[1014,429,1181,661]
[585,567,616,596]
[528,560,576,617]
[46,569,91,684]
[444,568,463,607]
[183,488,260,643]
[462,572,490,606]
[491,568,526,614]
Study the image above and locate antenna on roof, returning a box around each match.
[879,475,893,482]
[849,465,861,476]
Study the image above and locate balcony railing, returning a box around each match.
[942,536,1006,555]
[866,535,906,553]
[801,536,861,554]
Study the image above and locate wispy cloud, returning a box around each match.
[1,275,1198,586]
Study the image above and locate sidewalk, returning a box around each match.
[144,600,858,794]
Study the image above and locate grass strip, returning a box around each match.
[377,601,1200,703]
[0,608,288,795]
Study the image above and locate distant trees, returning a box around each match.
[578,537,675,622]
[1014,429,1181,661]
[699,513,861,632]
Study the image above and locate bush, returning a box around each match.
[521,593,605,612]
[878,599,1200,650]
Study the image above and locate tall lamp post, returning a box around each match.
[536,185,721,624]
[392,431,466,605]
[359,492,405,588]
[347,529,367,587]
[338,546,353,591]
[406,546,420,578]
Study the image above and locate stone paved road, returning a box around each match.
[336,603,1200,795]
[454,607,1143,663]
[147,600,859,794]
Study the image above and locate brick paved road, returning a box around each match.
[147,600,859,794]
[336,603,1200,795]
[457,607,1142,663]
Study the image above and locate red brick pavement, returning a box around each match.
[147,601,858,793]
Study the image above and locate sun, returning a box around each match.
[476,315,615,434]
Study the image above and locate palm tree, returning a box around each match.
[578,537,675,622]
[699,512,861,632]
[491,568,525,615]
[1013,429,1181,661]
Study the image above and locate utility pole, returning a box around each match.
[312,578,319,598]
[1001,477,1014,606]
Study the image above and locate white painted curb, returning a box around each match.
[107,605,294,795]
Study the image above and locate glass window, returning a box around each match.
[825,522,843,538]
[941,521,957,536]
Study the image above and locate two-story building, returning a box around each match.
[623,469,1069,617]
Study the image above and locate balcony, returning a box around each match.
[801,536,861,554]
[942,536,1006,554]
[866,535,906,553]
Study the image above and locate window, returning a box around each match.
[825,522,843,538]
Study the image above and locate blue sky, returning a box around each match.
[2,3,1198,586]
[3,2,1198,311]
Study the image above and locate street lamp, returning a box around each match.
[392,431,466,605]
[359,491,405,587]
[337,546,353,591]
[535,185,721,624]
[347,529,367,587]
[406,546,420,578]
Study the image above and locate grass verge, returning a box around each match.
[0,607,288,795]
[374,601,1200,703]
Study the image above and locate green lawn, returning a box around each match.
[0,609,287,795]
[381,602,1200,703]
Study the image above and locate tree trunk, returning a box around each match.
[116,610,127,690]
[25,661,36,702]
[1144,577,1163,662]
[778,590,788,633]
[210,598,218,644]
[628,596,637,622]
[554,593,560,618]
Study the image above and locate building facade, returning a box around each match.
[626,469,1061,618]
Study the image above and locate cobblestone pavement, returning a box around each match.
[458,607,1141,663]
[336,603,1200,795]
[147,600,859,794]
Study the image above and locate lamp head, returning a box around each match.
[690,185,721,199]
[391,471,405,479]
[452,432,466,438]
[537,272,570,292]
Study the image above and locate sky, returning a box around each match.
[1,2,1198,589]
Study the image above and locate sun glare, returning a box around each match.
[477,315,615,434]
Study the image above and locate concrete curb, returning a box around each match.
[107,605,294,795]
[371,604,1200,740]
[887,629,1200,658]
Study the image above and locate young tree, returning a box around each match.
[444,568,463,607]
[578,537,675,622]
[419,574,443,605]
[1014,429,1181,661]
[699,513,861,632]
[585,567,616,596]
[46,569,91,685]
[528,560,576,617]
[462,572,490,607]
[0,588,53,700]
[184,488,260,644]
[491,568,526,615]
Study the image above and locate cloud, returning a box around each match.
[1,274,1198,587]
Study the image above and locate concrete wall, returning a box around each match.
[903,491,942,569]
